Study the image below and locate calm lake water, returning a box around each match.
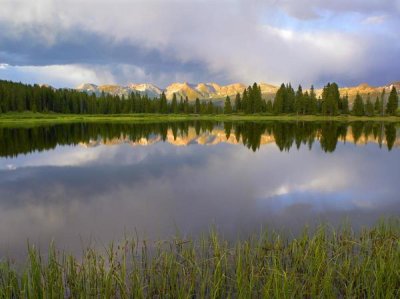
[0,121,400,256]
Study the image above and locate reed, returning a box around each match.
[1,221,400,298]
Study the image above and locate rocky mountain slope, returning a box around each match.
[76,81,399,102]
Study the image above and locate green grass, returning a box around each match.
[1,111,400,127]
[1,221,400,298]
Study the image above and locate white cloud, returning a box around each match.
[0,0,399,86]
[362,15,387,24]
[0,63,158,87]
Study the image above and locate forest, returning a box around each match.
[0,80,398,116]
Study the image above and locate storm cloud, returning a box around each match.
[0,0,399,87]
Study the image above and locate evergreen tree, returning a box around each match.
[266,100,273,113]
[245,86,253,114]
[171,93,178,113]
[184,96,189,114]
[321,83,339,115]
[352,93,365,116]
[386,86,398,115]
[195,98,200,114]
[365,95,374,116]
[307,86,318,115]
[341,94,349,114]
[224,96,232,114]
[380,88,386,116]
[284,84,295,113]
[234,93,241,112]
[179,97,184,113]
[207,100,214,114]
[251,83,262,113]
[294,85,304,115]
[374,96,382,114]
[241,89,248,113]
[273,84,286,114]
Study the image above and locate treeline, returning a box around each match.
[231,82,399,116]
[0,121,397,157]
[0,80,398,115]
[0,80,221,114]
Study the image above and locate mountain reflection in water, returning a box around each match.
[0,121,398,158]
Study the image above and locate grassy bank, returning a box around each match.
[1,112,400,127]
[1,221,399,298]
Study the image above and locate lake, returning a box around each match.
[0,121,399,257]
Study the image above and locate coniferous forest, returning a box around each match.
[0,80,398,116]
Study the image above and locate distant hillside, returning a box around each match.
[76,81,399,103]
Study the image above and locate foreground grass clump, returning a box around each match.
[1,222,400,298]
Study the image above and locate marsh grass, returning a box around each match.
[1,221,400,298]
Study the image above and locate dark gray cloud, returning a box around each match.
[273,0,400,20]
[0,0,399,87]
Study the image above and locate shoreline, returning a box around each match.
[1,112,400,127]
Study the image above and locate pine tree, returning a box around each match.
[321,83,339,115]
[251,83,262,113]
[160,92,168,114]
[380,88,386,116]
[184,96,189,114]
[341,94,349,114]
[294,85,304,115]
[386,86,398,115]
[179,97,184,113]
[224,96,232,114]
[246,86,253,114]
[284,84,295,113]
[365,95,374,116]
[171,93,178,113]
[374,96,382,114]
[266,100,273,113]
[195,98,200,114]
[352,93,365,116]
[273,84,285,114]
[241,89,248,113]
[207,100,214,114]
[234,93,241,112]
[307,86,318,115]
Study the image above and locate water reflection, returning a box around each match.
[0,121,399,158]
[0,121,399,257]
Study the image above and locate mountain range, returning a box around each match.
[76,81,400,102]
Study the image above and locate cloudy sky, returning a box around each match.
[0,0,399,88]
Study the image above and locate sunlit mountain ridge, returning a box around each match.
[76,81,400,102]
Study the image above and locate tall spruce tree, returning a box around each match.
[374,96,382,114]
[352,93,365,116]
[386,86,398,115]
[234,93,241,112]
[171,93,178,113]
[224,96,232,114]
[341,94,349,114]
[273,84,286,114]
[365,95,374,116]
[380,88,386,116]
[195,98,200,114]
[307,86,318,114]
[321,83,339,116]
[294,85,304,115]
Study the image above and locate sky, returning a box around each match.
[0,0,399,88]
